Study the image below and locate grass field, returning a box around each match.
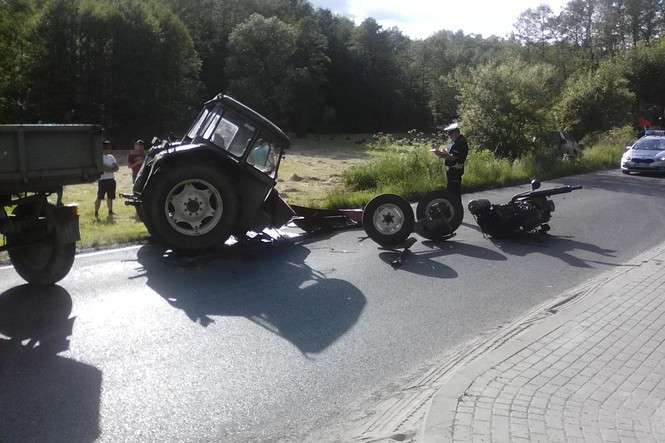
[323,128,632,209]
[276,134,373,206]
[67,167,148,249]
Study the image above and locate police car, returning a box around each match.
[621,130,665,174]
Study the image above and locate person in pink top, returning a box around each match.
[127,139,146,183]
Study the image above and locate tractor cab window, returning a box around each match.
[213,118,238,150]
[202,111,221,139]
[203,108,256,157]
[186,108,210,140]
[247,137,281,177]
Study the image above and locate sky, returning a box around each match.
[311,0,569,39]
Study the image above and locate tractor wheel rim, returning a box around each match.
[165,179,223,236]
[425,198,454,223]
[373,203,405,235]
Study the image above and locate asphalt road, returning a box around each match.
[1,170,664,442]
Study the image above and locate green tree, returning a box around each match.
[554,61,635,140]
[595,0,625,55]
[290,16,329,135]
[315,9,357,131]
[28,0,81,122]
[348,19,429,131]
[152,3,202,132]
[428,73,459,125]
[624,0,664,45]
[225,14,298,125]
[413,30,518,128]
[624,38,665,121]
[28,0,200,141]
[558,0,597,57]
[165,0,257,98]
[76,0,113,126]
[458,59,557,158]
[349,18,397,130]
[514,5,556,58]
[0,0,35,121]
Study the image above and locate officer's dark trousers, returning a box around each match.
[446,168,463,200]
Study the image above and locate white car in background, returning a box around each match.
[621,130,665,175]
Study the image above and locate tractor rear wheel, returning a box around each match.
[145,163,238,253]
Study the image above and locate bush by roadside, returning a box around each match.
[323,126,632,209]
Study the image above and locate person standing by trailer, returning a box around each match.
[95,140,118,218]
[127,139,146,183]
[431,122,468,200]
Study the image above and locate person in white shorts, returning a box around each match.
[95,140,119,218]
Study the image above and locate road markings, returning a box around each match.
[0,245,143,271]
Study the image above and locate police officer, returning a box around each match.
[431,122,468,200]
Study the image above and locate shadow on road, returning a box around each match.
[132,241,366,355]
[0,285,102,443]
[423,240,508,261]
[378,250,458,278]
[377,240,505,278]
[376,231,619,273]
[490,234,618,268]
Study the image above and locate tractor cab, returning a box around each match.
[182,94,289,180]
[128,95,295,252]
[127,94,360,253]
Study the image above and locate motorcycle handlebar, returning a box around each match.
[511,185,582,202]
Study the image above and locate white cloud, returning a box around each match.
[342,0,568,39]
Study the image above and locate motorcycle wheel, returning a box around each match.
[415,190,464,240]
[362,194,414,248]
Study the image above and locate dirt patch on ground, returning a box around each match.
[276,134,372,207]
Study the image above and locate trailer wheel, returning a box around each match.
[145,163,238,252]
[415,190,464,240]
[7,205,76,286]
[362,194,414,247]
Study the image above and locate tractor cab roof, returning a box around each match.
[204,95,290,149]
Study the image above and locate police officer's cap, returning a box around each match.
[443,122,460,133]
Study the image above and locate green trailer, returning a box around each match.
[0,124,103,285]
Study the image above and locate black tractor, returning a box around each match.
[126,95,296,252]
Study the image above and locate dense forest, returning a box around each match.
[1,0,665,156]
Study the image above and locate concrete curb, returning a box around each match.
[419,242,665,442]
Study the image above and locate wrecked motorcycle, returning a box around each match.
[362,189,463,247]
[467,179,582,238]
